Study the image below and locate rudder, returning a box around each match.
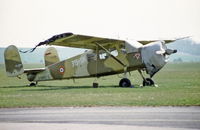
[44,47,60,66]
[4,45,24,77]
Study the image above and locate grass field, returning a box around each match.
[0,63,200,107]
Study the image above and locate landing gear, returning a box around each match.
[93,77,99,88]
[143,78,154,86]
[119,78,131,87]
[29,82,38,87]
[138,70,155,87]
[93,82,99,88]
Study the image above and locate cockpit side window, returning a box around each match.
[110,49,118,56]
[99,48,119,60]
[99,51,108,60]
[87,47,119,61]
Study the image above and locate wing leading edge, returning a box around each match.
[32,33,125,50]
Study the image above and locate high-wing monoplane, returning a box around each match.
[4,33,178,87]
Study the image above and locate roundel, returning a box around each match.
[59,66,65,74]
[134,53,140,60]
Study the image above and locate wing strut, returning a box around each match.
[95,42,128,77]
[95,43,126,67]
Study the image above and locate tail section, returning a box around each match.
[44,47,60,66]
[4,45,24,77]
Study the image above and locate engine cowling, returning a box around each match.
[141,41,177,77]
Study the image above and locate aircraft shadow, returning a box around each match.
[1,85,29,88]
[18,85,141,91]
[1,85,141,91]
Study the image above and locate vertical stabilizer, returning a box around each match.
[4,45,24,77]
[44,47,60,66]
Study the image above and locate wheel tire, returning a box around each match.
[29,82,36,87]
[93,83,99,88]
[119,78,131,87]
[143,78,154,86]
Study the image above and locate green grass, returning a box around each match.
[0,63,200,107]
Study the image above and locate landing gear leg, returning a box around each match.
[138,70,155,87]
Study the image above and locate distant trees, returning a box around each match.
[173,58,183,63]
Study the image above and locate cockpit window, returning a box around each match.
[99,48,118,60]
[87,48,119,60]
[110,50,118,56]
[99,52,108,59]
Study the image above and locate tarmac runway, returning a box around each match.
[0,106,200,130]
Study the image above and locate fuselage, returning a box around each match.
[32,49,144,81]
[29,41,176,82]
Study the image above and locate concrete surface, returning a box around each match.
[0,107,199,130]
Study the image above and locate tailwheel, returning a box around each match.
[119,78,131,87]
[93,82,99,88]
[143,78,154,86]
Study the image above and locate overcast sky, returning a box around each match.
[0,0,200,47]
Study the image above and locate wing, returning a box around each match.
[30,33,189,52]
[34,33,125,50]
[138,40,175,45]
[138,37,190,45]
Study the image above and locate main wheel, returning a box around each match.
[29,82,36,87]
[119,78,131,87]
[143,78,154,86]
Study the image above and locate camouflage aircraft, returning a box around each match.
[4,32,178,87]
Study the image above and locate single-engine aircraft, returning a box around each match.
[4,32,179,87]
